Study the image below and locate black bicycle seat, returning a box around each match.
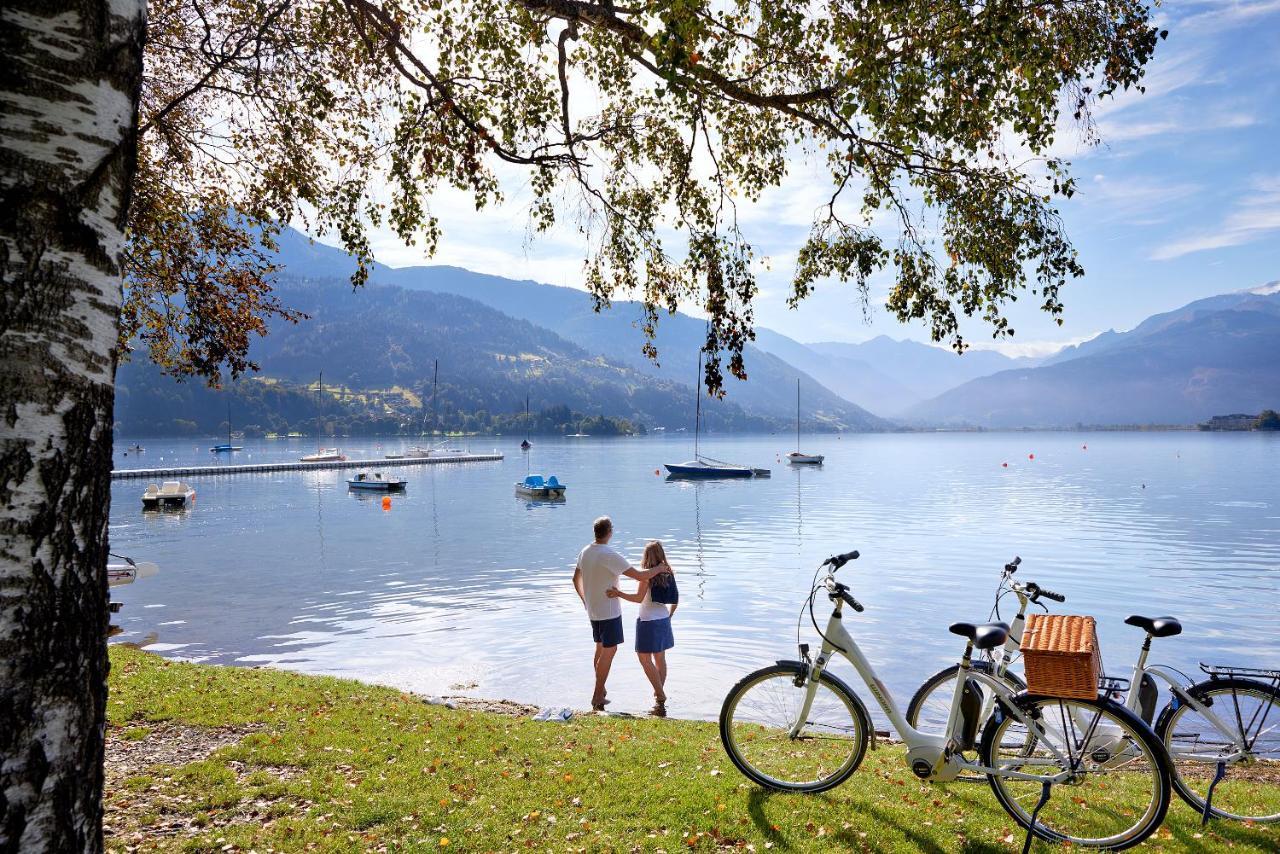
[949,621,1011,650]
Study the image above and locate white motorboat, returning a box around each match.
[108,560,159,587]
[142,481,196,510]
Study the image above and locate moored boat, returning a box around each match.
[301,448,347,462]
[787,379,824,465]
[664,350,769,479]
[515,474,567,498]
[142,481,196,509]
[347,471,407,491]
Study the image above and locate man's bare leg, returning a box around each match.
[592,643,618,709]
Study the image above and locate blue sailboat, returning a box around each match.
[664,351,767,479]
[210,400,242,452]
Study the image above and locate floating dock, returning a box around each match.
[111,452,504,481]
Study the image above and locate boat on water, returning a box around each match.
[302,448,347,462]
[127,443,145,452]
[384,445,432,460]
[565,432,590,438]
[347,471,407,491]
[515,474,567,498]
[210,399,242,452]
[663,351,770,479]
[520,393,532,450]
[142,481,196,509]
[108,559,159,587]
[301,372,345,461]
[665,459,754,478]
[787,379,824,466]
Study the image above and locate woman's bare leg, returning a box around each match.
[655,651,667,689]
[637,652,665,703]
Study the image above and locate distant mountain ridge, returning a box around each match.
[908,289,1280,427]
[266,228,887,430]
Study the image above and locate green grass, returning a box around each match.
[106,648,1277,852]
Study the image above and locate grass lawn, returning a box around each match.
[105,647,1276,852]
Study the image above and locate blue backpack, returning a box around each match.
[649,571,679,605]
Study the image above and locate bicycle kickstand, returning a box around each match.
[1201,760,1227,826]
[1022,781,1053,854]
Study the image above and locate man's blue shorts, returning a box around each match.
[591,616,624,648]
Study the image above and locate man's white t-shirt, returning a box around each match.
[577,542,630,621]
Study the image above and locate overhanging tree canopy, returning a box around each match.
[132,0,1164,393]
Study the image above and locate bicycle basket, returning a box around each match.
[1021,614,1101,700]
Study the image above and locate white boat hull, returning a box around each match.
[787,453,825,465]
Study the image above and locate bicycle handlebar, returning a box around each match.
[1019,580,1066,604]
[824,550,860,570]
[825,579,864,613]
[1036,587,1066,603]
[1004,556,1022,573]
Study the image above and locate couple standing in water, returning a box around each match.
[572,516,678,713]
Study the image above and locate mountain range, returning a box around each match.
[113,227,1280,433]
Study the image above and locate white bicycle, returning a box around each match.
[908,557,1280,823]
[719,550,1172,851]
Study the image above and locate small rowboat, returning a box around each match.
[516,474,566,498]
[347,471,407,491]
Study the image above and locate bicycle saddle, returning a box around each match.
[948,621,1010,650]
[1124,615,1182,638]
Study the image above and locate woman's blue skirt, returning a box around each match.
[635,617,674,653]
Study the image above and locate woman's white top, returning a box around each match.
[638,578,672,622]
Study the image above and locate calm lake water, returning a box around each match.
[108,432,1280,721]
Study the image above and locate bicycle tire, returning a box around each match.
[980,692,1172,850]
[1155,676,1280,822]
[719,662,870,793]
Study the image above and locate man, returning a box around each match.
[573,516,669,711]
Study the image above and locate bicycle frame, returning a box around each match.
[796,592,1080,784]
[985,577,1249,763]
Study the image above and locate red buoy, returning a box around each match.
[1028,453,1035,460]
[1002,462,1008,468]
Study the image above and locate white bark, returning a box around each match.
[0,0,145,850]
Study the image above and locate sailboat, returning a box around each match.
[210,399,242,452]
[300,372,346,462]
[520,393,532,450]
[786,379,824,465]
[664,351,768,478]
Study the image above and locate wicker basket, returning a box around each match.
[1021,614,1101,700]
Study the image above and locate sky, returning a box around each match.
[337,0,1280,357]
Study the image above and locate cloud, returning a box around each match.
[1079,173,1203,222]
[1150,174,1280,260]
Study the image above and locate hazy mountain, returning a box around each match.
[1041,281,1280,366]
[794,336,1040,411]
[269,228,887,429]
[908,293,1280,427]
[750,329,921,416]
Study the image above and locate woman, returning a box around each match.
[607,540,676,710]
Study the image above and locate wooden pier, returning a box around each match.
[111,452,505,481]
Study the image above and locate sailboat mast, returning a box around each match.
[694,350,702,459]
[317,371,323,451]
[796,378,800,452]
[227,398,232,446]
[525,393,530,440]
[431,360,438,436]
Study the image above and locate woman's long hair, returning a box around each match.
[641,540,668,570]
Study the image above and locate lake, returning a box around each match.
[108,432,1280,722]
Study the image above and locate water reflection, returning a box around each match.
[108,433,1280,720]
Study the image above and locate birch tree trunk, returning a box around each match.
[0,1,145,850]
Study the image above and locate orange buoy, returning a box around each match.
[381,496,392,511]
[654,469,660,476]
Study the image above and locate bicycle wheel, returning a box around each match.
[719,662,870,793]
[906,661,1026,782]
[981,693,1171,850]
[1155,678,1280,822]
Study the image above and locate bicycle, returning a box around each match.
[719,550,1172,851]
[907,557,1280,823]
